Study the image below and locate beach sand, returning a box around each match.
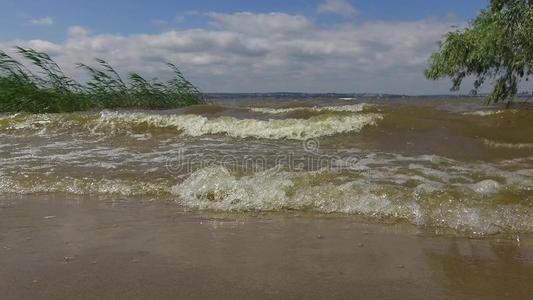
[1,196,533,299]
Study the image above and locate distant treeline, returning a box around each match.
[0,47,205,113]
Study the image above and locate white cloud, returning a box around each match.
[318,0,357,17]
[67,26,90,37]
[29,17,54,25]
[208,12,311,35]
[2,13,464,94]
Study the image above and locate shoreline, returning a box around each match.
[1,196,533,299]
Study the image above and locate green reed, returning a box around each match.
[0,47,205,113]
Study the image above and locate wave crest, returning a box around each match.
[171,165,533,235]
[95,111,382,140]
[0,108,382,140]
[249,104,370,114]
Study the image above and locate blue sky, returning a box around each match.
[0,0,495,93]
[1,0,487,41]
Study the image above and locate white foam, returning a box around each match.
[249,104,370,114]
[469,180,501,195]
[0,114,52,130]
[0,176,167,196]
[0,107,381,140]
[169,164,533,235]
[172,166,294,211]
[414,182,445,194]
[96,111,383,140]
[1,149,532,235]
[462,110,506,116]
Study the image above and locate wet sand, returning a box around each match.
[1,196,533,299]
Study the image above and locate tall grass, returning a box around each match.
[0,47,205,113]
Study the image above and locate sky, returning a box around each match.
[0,0,492,94]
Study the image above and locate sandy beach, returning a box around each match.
[2,195,533,299]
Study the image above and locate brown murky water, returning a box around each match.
[1,196,533,299]
[0,97,532,235]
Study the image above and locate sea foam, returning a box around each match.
[0,108,382,140]
[170,163,533,235]
[249,104,370,114]
[95,111,382,140]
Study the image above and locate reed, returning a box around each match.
[0,47,205,113]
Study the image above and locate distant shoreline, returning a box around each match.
[206,92,532,99]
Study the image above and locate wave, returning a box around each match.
[0,109,382,140]
[93,111,383,140]
[0,105,382,140]
[462,109,518,116]
[0,176,168,196]
[249,104,370,114]
[171,165,533,235]
[0,113,93,132]
[2,152,532,235]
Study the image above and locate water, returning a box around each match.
[1,97,532,235]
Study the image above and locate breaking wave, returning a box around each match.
[171,165,533,235]
[1,152,532,235]
[0,176,168,196]
[249,104,370,114]
[2,102,533,236]
[0,109,382,140]
[96,111,382,140]
[462,109,520,116]
[462,110,506,116]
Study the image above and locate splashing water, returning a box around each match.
[1,98,532,235]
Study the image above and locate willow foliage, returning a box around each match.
[425,0,533,104]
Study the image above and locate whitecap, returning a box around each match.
[249,104,370,114]
[96,111,383,140]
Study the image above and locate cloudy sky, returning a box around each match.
[0,0,490,94]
